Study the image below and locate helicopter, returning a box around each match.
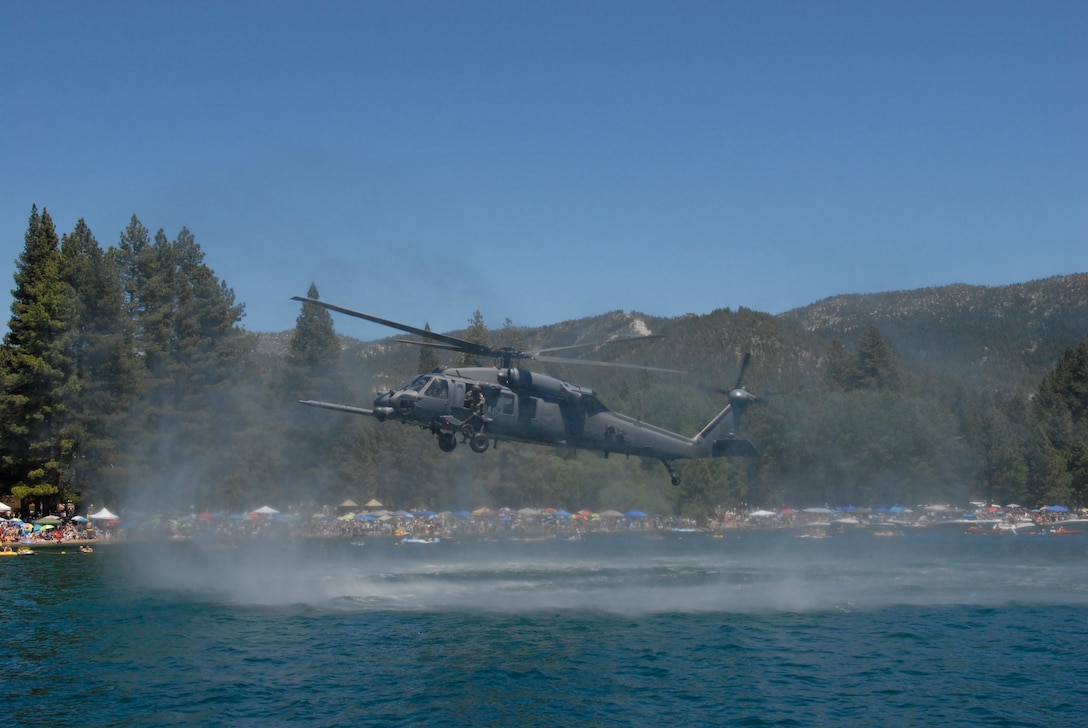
[291,297,760,485]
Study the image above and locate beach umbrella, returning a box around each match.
[1044,505,1070,513]
[749,510,777,518]
[34,515,63,526]
[625,510,648,518]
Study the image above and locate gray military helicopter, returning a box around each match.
[291,297,759,485]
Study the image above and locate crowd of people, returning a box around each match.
[3,502,1085,546]
[0,518,97,546]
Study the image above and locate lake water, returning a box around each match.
[6,529,1087,726]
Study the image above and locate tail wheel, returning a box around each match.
[469,433,490,453]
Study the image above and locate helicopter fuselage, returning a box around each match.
[302,366,757,484]
[291,295,758,485]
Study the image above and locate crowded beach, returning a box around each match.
[3,498,1086,547]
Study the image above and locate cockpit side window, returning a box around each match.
[423,378,449,399]
[407,376,429,393]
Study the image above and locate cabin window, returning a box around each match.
[496,392,515,415]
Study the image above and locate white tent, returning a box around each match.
[251,505,280,515]
[0,501,11,512]
[89,507,119,520]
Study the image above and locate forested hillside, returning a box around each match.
[3,207,1087,519]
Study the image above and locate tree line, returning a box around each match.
[2,206,1086,518]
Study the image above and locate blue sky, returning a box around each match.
[3,1,1085,336]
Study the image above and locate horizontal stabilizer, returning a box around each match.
[712,438,759,458]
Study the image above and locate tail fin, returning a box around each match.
[696,388,760,456]
[696,353,760,457]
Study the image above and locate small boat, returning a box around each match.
[400,537,440,545]
[965,526,998,535]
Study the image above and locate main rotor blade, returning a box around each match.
[293,296,679,371]
[531,334,665,356]
[393,339,464,353]
[292,297,492,357]
[734,352,752,390]
[533,354,684,373]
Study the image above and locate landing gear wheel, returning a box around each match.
[437,432,457,452]
[671,474,681,486]
[469,433,490,453]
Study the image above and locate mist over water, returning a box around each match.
[127,531,1088,615]
[9,531,1088,726]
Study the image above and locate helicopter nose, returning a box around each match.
[374,391,393,408]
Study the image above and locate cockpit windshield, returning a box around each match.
[405,375,430,393]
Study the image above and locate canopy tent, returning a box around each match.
[250,505,280,516]
[339,499,358,508]
[364,499,383,508]
[89,507,120,520]
[0,501,11,512]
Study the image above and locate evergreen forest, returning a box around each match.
[3,206,1088,518]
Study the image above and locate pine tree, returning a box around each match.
[277,285,349,504]
[461,310,488,366]
[0,206,76,515]
[1033,342,1088,505]
[288,283,339,371]
[110,224,247,503]
[59,218,141,504]
[824,338,852,391]
[849,325,901,391]
[417,323,440,373]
